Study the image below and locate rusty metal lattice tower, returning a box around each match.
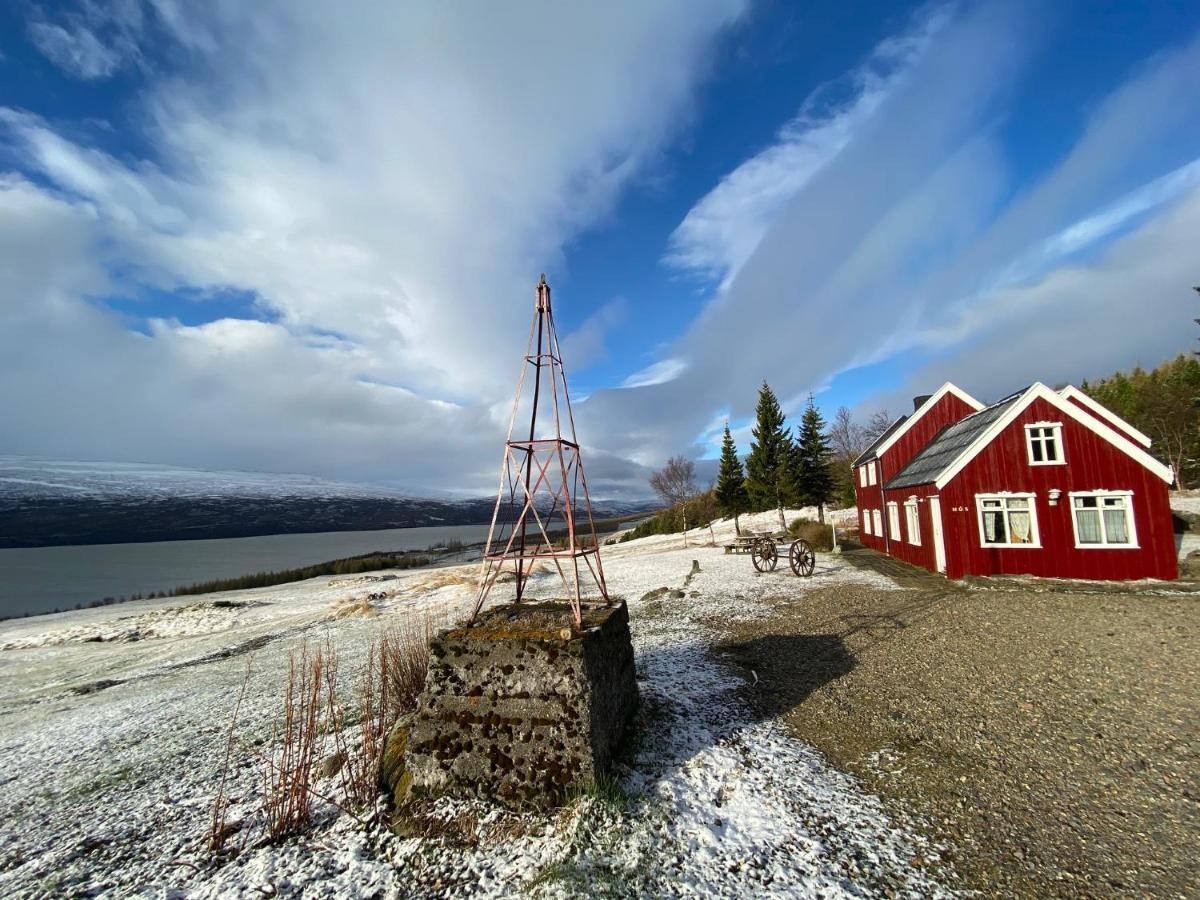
[471,275,611,627]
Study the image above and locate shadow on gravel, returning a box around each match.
[715,633,855,720]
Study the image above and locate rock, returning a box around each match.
[401,600,639,810]
[319,750,347,780]
[380,715,414,806]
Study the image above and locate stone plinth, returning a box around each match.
[384,600,638,810]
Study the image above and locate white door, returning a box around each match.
[929,496,947,574]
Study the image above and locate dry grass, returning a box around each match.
[326,617,434,813]
[208,658,253,855]
[413,567,479,592]
[263,641,326,840]
[326,596,379,620]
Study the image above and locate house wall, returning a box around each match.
[853,462,888,553]
[880,483,940,571]
[853,391,979,555]
[938,396,1176,581]
[878,393,980,482]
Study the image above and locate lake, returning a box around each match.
[0,523,495,619]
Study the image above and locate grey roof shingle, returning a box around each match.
[885,390,1027,490]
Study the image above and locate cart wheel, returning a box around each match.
[789,539,815,577]
[751,539,778,572]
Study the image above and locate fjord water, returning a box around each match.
[0,523,494,619]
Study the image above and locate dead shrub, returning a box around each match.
[325,617,434,812]
[208,658,253,855]
[787,518,835,551]
[263,641,326,840]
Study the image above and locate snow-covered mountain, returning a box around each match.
[0,456,653,548]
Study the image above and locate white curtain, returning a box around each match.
[1103,507,1129,543]
[1009,511,1031,543]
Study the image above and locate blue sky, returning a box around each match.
[1,1,1198,497]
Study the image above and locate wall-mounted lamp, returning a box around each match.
[1048,488,1062,506]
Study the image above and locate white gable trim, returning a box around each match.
[934,383,1173,489]
[1058,385,1152,448]
[872,382,984,460]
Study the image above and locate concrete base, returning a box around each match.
[382,600,638,811]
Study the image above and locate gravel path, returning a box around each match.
[717,556,1200,898]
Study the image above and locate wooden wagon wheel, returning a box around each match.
[751,538,778,572]
[789,539,815,577]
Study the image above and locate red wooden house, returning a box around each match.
[852,382,1176,581]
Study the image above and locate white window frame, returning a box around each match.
[975,493,1041,548]
[1025,422,1065,467]
[872,508,882,535]
[887,502,901,539]
[867,462,877,486]
[1069,490,1138,549]
[862,508,872,535]
[858,465,867,488]
[905,499,921,545]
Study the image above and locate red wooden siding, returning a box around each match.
[937,396,1176,580]
[880,483,939,571]
[853,391,979,556]
[878,393,979,482]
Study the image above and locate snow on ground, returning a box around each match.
[0,517,951,898]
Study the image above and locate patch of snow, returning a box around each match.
[0,530,951,898]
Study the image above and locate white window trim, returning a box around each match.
[934,383,1172,489]
[905,498,921,545]
[872,508,882,535]
[975,492,1041,548]
[887,501,901,539]
[867,463,877,486]
[858,466,867,488]
[1025,422,1065,467]
[862,508,872,535]
[1068,490,1139,549]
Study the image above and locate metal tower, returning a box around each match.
[471,275,611,627]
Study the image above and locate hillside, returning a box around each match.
[0,457,651,548]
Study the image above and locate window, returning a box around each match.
[858,466,867,487]
[1071,492,1137,548]
[887,502,901,538]
[872,508,882,535]
[867,463,877,486]
[905,500,921,545]
[1026,423,1064,466]
[976,494,1039,547]
[862,509,872,535]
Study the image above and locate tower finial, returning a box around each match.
[536,274,551,312]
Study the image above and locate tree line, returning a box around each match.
[1081,353,1200,489]
[649,381,894,538]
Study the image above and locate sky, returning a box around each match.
[1,0,1198,499]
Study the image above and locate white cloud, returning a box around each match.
[2,1,748,497]
[620,358,688,389]
[27,0,146,80]
[600,6,1200,470]
[663,3,951,288]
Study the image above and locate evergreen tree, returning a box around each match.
[794,394,834,523]
[745,381,791,532]
[714,424,750,535]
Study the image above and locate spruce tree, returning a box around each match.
[745,381,790,532]
[714,424,750,535]
[795,394,834,523]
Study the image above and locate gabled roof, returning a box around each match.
[852,382,983,468]
[852,414,907,467]
[1058,385,1152,448]
[885,382,1173,491]
[886,391,1026,490]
